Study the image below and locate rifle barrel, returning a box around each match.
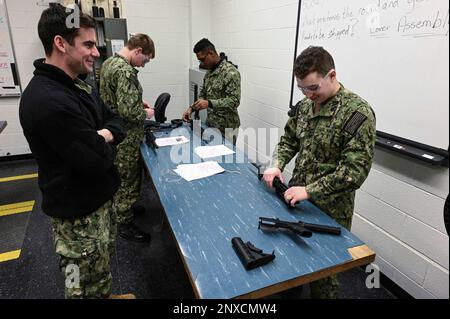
[301,222,341,235]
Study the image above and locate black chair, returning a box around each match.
[445,194,449,235]
[154,93,171,123]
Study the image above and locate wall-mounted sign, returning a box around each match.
[0,0,20,97]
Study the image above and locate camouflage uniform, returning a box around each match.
[200,60,241,144]
[272,84,376,298]
[100,55,147,225]
[51,200,116,299]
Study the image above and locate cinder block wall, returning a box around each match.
[353,149,449,298]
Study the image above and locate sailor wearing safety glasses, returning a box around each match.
[263,46,376,299]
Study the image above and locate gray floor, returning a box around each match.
[0,159,397,299]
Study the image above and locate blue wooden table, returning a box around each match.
[140,124,375,299]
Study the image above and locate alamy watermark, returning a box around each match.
[65,4,80,29]
[365,263,381,289]
[166,120,281,166]
[65,264,80,289]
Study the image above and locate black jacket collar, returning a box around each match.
[33,58,77,88]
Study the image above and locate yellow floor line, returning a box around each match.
[0,201,35,217]
[0,250,21,262]
[0,173,38,183]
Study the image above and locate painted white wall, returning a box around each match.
[189,0,211,68]
[0,0,45,156]
[353,149,449,299]
[122,0,190,122]
[206,0,299,172]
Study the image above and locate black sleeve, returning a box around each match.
[37,95,118,176]
[102,105,127,145]
[92,85,127,145]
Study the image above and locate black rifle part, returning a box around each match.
[231,237,275,270]
[144,127,158,150]
[288,103,299,117]
[191,83,200,120]
[144,119,184,150]
[272,177,291,208]
[194,110,200,120]
[258,217,341,237]
[259,217,312,238]
[145,119,182,132]
[300,220,342,235]
[189,119,205,140]
[171,119,183,127]
[251,162,293,209]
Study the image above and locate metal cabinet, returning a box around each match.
[90,17,127,87]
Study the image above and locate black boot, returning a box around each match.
[119,223,151,243]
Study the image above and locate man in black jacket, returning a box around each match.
[19,5,132,299]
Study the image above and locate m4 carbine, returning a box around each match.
[258,217,341,238]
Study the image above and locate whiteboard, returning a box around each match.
[292,0,449,151]
[0,0,20,97]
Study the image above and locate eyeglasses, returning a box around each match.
[297,71,332,93]
[142,53,152,63]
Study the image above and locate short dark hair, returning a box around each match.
[126,33,155,58]
[38,4,96,56]
[193,38,216,54]
[293,46,335,79]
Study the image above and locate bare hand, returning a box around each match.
[97,129,114,143]
[143,100,152,109]
[193,99,209,111]
[182,107,193,122]
[262,167,283,188]
[284,186,310,207]
[145,107,155,119]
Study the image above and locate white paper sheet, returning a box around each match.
[194,145,235,159]
[155,136,189,147]
[174,161,225,182]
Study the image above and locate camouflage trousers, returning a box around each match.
[309,216,352,299]
[51,200,116,299]
[113,134,143,225]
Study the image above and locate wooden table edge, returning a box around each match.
[234,244,376,299]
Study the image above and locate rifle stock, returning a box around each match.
[232,237,275,270]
